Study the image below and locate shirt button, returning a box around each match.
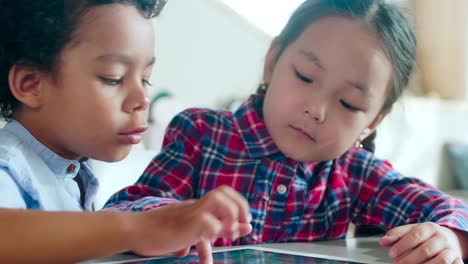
[277,184,287,194]
[67,164,76,174]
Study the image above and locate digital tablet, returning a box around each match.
[105,247,366,264]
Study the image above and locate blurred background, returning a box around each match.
[2,0,464,207]
[121,0,467,208]
[149,0,468,106]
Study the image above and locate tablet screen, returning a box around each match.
[117,248,364,264]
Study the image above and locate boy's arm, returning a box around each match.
[0,208,138,263]
[0,186,252,263]
[104,110,203,211]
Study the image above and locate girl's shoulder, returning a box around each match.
[171,107,236,131]
[335,147,397,177]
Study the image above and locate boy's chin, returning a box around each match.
[93,147,132,162]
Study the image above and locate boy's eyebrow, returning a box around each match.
[95,54,156,67]
[299,49,325,71]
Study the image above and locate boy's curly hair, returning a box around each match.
[0,0,167,120]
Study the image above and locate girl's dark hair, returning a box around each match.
[0,0,166,121]
[258,0,417,153]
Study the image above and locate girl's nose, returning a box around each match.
[304,100,327,123]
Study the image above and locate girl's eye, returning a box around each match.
[100,77,122,86]
[294,69,313,84]
[340,99,360,112]
[143,79,152,87]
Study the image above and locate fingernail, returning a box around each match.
[383,234,394,240]
[231,232,239,241]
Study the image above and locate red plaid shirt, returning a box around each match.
[105,93,468,246]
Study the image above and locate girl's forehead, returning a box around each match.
[297,17,382,51]
[290,17,392,103]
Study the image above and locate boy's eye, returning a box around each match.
[340,99,360,112]
[100,77,122,86]
[294,69,313,84]
[143,79,152,87]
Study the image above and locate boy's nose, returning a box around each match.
[123,84,149,113]
[133,96,150,112]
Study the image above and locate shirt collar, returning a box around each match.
[233,93,285,159]
[4,120,80,179]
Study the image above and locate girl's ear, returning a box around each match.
[263,39,282,84]
[358,128,371,142]
[8,64,47,109]
[362,111,389,140]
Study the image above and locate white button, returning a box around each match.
[277,184,287,194]
[262,196,270,201]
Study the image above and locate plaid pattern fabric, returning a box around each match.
[105,94,468,246]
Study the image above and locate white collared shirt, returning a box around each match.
[0,120,98,211]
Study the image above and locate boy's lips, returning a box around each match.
[289,125,316,142]
[118,126,147,145]
[119,127,148,135]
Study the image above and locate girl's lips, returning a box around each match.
[290,125,316,142]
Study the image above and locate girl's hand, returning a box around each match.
[128,185,252,263]
[379,222,466,264]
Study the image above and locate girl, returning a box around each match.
[0,0,251,263]
[105,0,468,263]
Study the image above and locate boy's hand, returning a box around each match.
[379,222,465,264]
[128,185,252,263]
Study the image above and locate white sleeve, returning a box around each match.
[0,167,27,209]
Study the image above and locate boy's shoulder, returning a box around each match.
[0,127,30,164]
[0,127,41,189]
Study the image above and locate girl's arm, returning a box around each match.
[347,148,468,234]
[346,148,468,261]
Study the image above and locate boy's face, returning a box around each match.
[36,4,155,161]
[262,17,391,162]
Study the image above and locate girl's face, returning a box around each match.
[29,4,155,161]
[263,17,391,162]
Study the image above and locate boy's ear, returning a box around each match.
[263,39,281,84]
[8,64,46,109]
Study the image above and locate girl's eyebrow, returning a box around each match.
[95,54,156,67]
[299,49,373,98]
[346,81,373,98]
[299,49,325,71]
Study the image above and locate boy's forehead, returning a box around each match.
[72,4,153,42]
[66,4,155,57]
